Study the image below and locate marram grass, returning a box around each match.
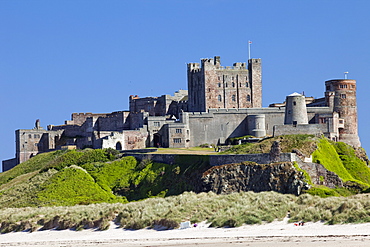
[1,191,370,233]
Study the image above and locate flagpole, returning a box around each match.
[248,40,252,60]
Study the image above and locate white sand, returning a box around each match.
[1,219,370,247]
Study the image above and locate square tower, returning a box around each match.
[187,56,262,112]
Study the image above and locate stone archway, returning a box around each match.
[153,134,161,147]
[116,142,122,150]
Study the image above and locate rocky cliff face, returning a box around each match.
[200,161,308,196]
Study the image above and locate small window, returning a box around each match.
[246,82,249,88]
[341,94,346,99]
[232,82,235,87]
[154,121,160,127]
[232,95,236,102]
[218,95,222,102]
[247,95,251,102]
[208,88,211,92]
[176,129,182,133]
[225,82,228,87]
[173,138,182,143]
[293,101,296,106]
[29,134,32,138]
[218,83,221,87]
[339,119,344,124]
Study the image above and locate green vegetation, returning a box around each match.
[312,138,370,192]
[2,191,370,233]
[0,149,211,208]
[37,166,124,206]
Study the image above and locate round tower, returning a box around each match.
[284,92,308,125]
[248,114,266,137]
[325,79,360,147]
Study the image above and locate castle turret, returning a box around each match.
[325,79,361,147]
[284,92,308,125]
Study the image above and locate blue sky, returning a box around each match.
[1,0,369,167]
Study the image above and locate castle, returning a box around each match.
[2,56,361,171]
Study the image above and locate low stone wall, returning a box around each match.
[209,153,296,166]
[122,153,179,165]
[123,153,296,166]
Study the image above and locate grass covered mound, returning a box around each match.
[37,166,125,206]
[312,138,370,193]
[0,149,211,208]
[1,191,370,233]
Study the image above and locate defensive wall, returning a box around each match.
[123,153,297,166]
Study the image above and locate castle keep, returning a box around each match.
[2,56,361,171]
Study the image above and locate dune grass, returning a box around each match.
[1,191,370,233]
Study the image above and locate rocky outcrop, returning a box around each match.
[200,161,308,196]
[297,161,343,188]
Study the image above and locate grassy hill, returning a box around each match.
[0,149,211,208]
[0,135,369,209]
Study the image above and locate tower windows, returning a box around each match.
[232,95,236,102]
[232,82,235,87]
[175,129,182,133]
[225,82,228,87]
[218,95,222,102]
[173,138,182,143]
[246,82,249,87]
[218,83,221,87]
[247,95,251,102]
[340,94,346,99]
[340,84,348,89]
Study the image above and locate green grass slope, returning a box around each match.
[0,149,211,208]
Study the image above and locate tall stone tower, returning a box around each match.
[325,79,361,147]
[187,56,262,112]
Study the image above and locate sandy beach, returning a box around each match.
[1,219,370,247]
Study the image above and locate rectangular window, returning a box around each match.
[340,94,346,99]
[154,121,160,127]
[175,129,182,133]
[173,138,181,143]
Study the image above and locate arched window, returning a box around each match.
[247,95,251,102]
[232,95,236,102]
[116,142,122,150]
[218,95,222,102]
[225,82,228,87]
[232,82,235,87]
[218,82,221,87]
[246,82,249,88]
